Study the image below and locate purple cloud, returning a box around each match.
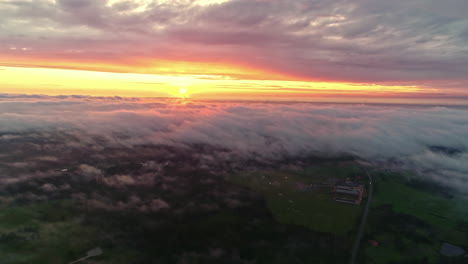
[0,0,467,87]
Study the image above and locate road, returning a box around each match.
[349,170,373,264]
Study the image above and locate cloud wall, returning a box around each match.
[1,94,468,188]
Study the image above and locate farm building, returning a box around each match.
[333,181,365,205]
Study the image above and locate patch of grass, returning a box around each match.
[229,166,364,234]
[364,245,404,264]
[373,173,468,244]
[0,200,103,264]
[363,172,468,264]
[0,207,39,230]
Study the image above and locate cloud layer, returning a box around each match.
[1,0,468,87]
[1,94,468,189]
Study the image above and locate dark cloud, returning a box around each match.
[0,0,467,86]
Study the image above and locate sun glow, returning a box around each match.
[178,88,187,95]
[0,65,432,103]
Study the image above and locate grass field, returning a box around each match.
[0,190,353,264]
[373,175,468,244]
[229,165,364,235]
[0,201,104,264]
[363,171,468,264]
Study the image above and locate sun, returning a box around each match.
[178,88,187,95]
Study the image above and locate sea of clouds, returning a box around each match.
[1,94,468,189]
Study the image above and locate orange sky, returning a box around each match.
[1,53,467,105]
[0,63,437,101]
[0,53,444,103]
[1,0,467,104]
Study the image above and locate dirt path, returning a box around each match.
[350,170,373,264]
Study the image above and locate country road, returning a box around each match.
[350,170,374,264]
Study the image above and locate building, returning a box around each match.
[333,180,365,205]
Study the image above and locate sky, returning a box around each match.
[1,0,467,102]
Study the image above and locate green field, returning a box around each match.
[373,175,468,244]
[0,201,105,264]
[5,163,463,264]
[363,171,468,264]
[0,165,364,264]
[229,165,364,235]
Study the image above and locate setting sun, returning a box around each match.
[178,88,187,95]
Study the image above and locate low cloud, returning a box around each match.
[1,94,468,189]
